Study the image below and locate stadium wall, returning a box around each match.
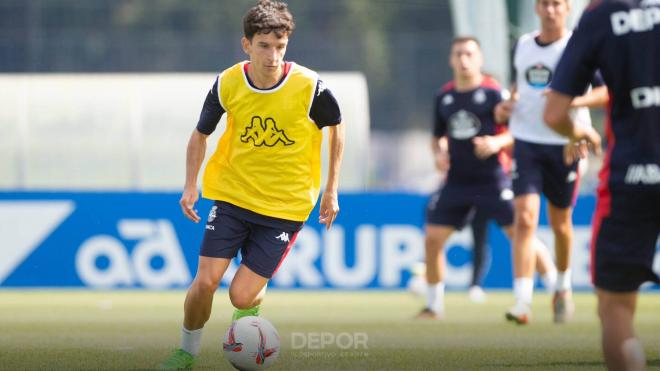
[0,73,369,191]
[4,192,656,290]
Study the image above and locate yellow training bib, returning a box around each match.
[202,62,322,221]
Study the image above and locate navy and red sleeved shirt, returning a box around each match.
[433,76,510,184]
[551,0,660,189]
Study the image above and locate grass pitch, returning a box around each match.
[0,290,659,370]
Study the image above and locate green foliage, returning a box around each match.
[0,0,455,130]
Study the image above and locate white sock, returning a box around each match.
[622,337,646,371]
[426,282,445,314]
[514,277,534,305]
[556,269,572,292]
[181,327,203,356]
[541,269,558,293]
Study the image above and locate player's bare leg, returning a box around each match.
[533,237,557,293]
[548,203,575,323]
[597,289,645,371]
[547,203,573,273]
[184,257,232,329]
[229,264,269,320]
[507,194,540,324]
[416,224,454,319]
[159,257,231,369]
[502,226,557,293]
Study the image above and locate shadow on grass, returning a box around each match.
[490,360,603,368]
[491,358,660,369]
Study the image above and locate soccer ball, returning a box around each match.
[223,316,280,370]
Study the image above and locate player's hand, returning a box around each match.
[473,136,500,159]
[180,187,201,223]
[494,100,515,123]
[435,150,450,173]
[563,140,588,165]
[563,127,602,165]
[318,191,339,230]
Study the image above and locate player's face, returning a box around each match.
[536,0,569,30]
[449,41,483,80]
[242,32,289,77]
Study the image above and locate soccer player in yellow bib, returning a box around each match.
[159,1,344,368]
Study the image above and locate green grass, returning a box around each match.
[1,290,659,370]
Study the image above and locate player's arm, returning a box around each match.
[544,91,601,163]
[494,83,517,123]
[570,71,609,108]
[311,79,344,230]
[181,129,208,222]
[545,8,603,164]
[180,77,225,222]
[495,40,519,123]
[473,130,513,159]
[431,91,450,173]
[570,85,608,108]
[319,122,344,230]
[476,89,513,159]
[432,136,450,173]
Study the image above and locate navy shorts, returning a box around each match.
[200,201,303,279]
[591,187,660,292]
[512,139,579,208]
[426,182,514,229]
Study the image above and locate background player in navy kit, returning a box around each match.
[495,0,608,324]
[545,1,660,369]
[416,37,557,319]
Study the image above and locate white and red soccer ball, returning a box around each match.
[223,316,280,370]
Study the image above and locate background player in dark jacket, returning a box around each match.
[545,1,660,369]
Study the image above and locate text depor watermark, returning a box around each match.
[291,332,368,350]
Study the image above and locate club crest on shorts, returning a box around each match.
[208,205,217,223]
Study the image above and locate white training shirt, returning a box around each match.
[510,31,592,145]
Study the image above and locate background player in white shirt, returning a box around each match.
[495,0,608,324]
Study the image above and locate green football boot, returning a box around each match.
[158,348,196,370]
[231,305,260,321]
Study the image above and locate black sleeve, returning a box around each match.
[551,10,601,97]
[432,93,447,137]
[196,77,226,135]
[509,40,518,85]
[310,79,342,129]
[591,70,605,87]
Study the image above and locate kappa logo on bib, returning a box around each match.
[241,116,295,147]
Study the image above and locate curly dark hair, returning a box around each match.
[243,0,295,40]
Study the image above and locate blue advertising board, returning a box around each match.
[0,192,655,290]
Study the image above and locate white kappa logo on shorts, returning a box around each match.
[275,232,290,242]
[208,206,217,223]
